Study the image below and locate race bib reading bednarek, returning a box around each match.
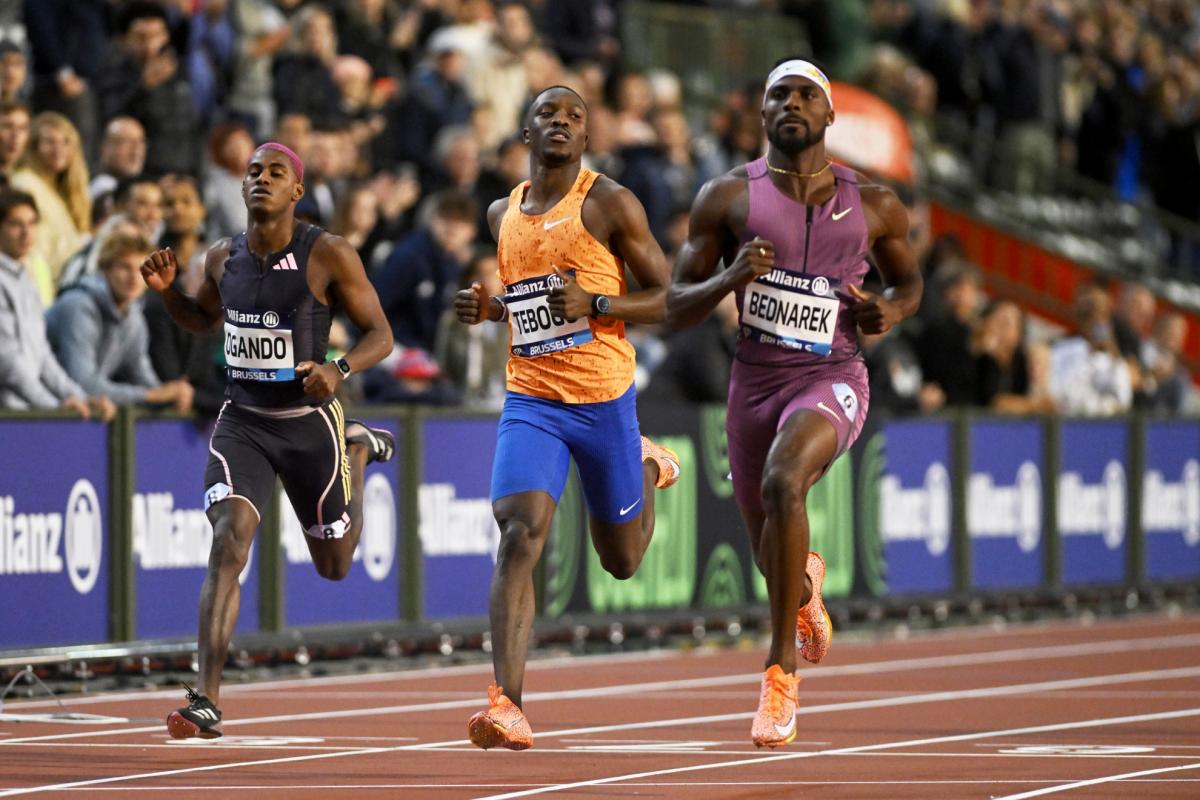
[741,270,840,355]
[224,309,294,381]
[504,271,593,357]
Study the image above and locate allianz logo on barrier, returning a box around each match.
[1143,460,1200,545]
[134,492,254,584]
[1057,461,1126,549]
[967,462,1041,553]
[880,463,951,556]
[0,480,102,595]
[418,483,499,560]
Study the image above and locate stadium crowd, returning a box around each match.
[0,0,1194,424]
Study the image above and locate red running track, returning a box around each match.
[1,613,1199,798]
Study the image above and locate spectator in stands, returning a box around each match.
[973,299,1054,413]
[612,71,656,147]
[372,188,477,352]
[543,0,621,67]
[0,188,114,419]
[59,176,165,294]
[203,122,255,239]
[226,0,290,138]
[273,4,344,130]
[332,55,389,153]
[293,128,343,227]
[1141,311,1195,413]
[336,0,406,82]
[273,112,313,159]
[917,262,982,406]
[1049,283,1132,416]
[89,117,147,203]
[144,175,225,418]
[389,37,474,171]
[182,0,237,128]
[434,249,510,409]
[0,40,28,105]
[331,182,381,269]
[10,111,90,286]
[863,324,944,417]
[475,134,529,236]
[644,293,739,404]
[100,1,200,177]
[1113,283,1155,406]
[23,0,105,159]
[428,124,482,200]
[0,100,29,183]
[45,231,193,412]
[465,0,536,148]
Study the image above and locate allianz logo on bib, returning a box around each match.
[967,462,1041,552]
[0,479,103,595]
[418,483,500,561]
[880,463,951,556]
[1057,461,1126,549]
[1143,459,1200,546]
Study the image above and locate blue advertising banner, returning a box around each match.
[134,419,258,638]
[1142,420,1200,581]
[967,420,1044,590]
[877,420,955,595]
[1058,421,1128,585]
[420,417,498,619]
[282,418,402,626]
[0,420,109,648]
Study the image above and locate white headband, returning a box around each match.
[764,59,833,109]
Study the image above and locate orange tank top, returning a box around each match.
[497,167,634,404]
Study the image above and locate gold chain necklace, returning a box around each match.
[766,159,832,179]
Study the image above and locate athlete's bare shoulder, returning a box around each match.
[487,196,509,243]
[204,237,233,282]
[852,171,909,243]
[689,165,751,235]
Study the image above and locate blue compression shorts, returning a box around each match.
[490,385,644,523]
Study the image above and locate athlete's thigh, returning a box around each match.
[203,402,277,523]
[774,372,869,474]
[491,393,572,505]
[568,386,643,526]
[273,401,352,541]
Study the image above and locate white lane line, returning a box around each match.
[994,762,1200,799]
[3,671,1198,797]
[6,631,1199,746]
[472,707,1200,800]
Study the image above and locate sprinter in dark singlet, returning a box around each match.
[667,58,922,748]
[140,142,395,739]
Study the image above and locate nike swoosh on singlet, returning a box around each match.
[619,498,642,516]
[817,401,841,421]
[832,208,852,221]
[543,217,572,230]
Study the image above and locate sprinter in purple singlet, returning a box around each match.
[667,58,922,748]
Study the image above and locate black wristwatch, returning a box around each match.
[591,294,611,317]
[334,357,352,379]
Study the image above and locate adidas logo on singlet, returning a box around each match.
[271,253,298,271]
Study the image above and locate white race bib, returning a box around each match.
[504,272,593,357]
[224,318,295,381]
[741,270,840,355]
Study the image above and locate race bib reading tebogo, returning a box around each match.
[224,309,295,381]
[741,270,840,355]
[504,271,593,357]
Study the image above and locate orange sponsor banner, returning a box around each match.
[825,82,915,184]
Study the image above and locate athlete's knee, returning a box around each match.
[598,549,640,581]
[209,519,252,574]
[760,466,817,520]
[495,517,546,568]
[313,555,351,581]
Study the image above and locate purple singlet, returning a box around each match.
[726,159,872,515]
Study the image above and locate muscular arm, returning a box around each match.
[862,185,923,324]
[318,234,393,373]
[666,174,765,330]
[584,179,669,324]
[157,241,226,334]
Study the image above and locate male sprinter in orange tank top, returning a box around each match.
[668,58,922,748]
[455,85,681,751]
